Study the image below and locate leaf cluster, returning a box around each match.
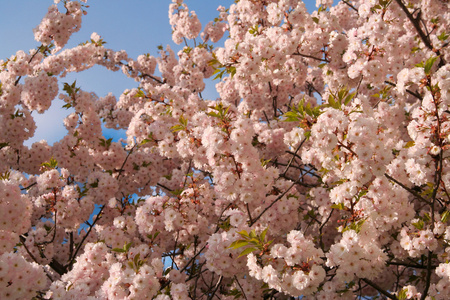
[283,97,321,123]
[99,138,113,148]
[228,227,272,258]
[171,115,188,132]
[415,56,439,75]
[41,157,58,170]
[63,80,80,97]
[209,54,236,80]
[325,87,355,110]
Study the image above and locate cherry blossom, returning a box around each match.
[0,0,449,299]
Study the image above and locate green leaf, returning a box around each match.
[238,230,250,238]
[124,242,132,252]
[441,211,450,223]
[260,227,269,242]
[424,56,439,75]
[134,89,145,98]
[63,81,79,96]
[260,158,271,167]
[328,94,337,108]
[229,240,249,249]
[170,124,184,132]
[437,31,449,41]
[248,238,260,245]
[41,157,58,169]
[207,111,220,118]
[229,66,236,78]
[283,111,302,122]
[397,288,407,300]
[140,133,154,145]
[127,261,135,270]
[238,247,257,258]
[10,109,24,119]
[0,171,11,181]
[213,69,225,80]
[357,189,368,199]
[112,248,126,253]
[412,220,424,230]
[404,141,415,148]
[344,92,356,105]
[331,203,346,210]
[133,253,141,265]
[171,115,188,132]
[305,103,313,116]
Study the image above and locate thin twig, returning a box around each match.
[282,138,307,177]
[384,81,423,100]
[207,275,223,300]
[250,179,298,226]
[393,0,434,51]
[342,0,358,12]
[293,52,329,63]
[234,275,248,300]
[361,278,398,300]
[384,174,432,205]
[66,205,105,270]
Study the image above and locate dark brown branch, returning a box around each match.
[49,259,66,276]
[66,205,105,270]
[14,44,47,86]
[422,91,445,299]
[246,203,253,225]
[384,174,432,205]
[157,183,173,192]
[393,0,434,51]
[342,0,358,12]
[234,275,248,300]
[140,73,165,85]
[384,81,423,100]
[20,181,37,191]
[116,144,137,180]
[207,275,223,300]
[293,51,329,63]
[387,260,436,270]
[282,138,307,177]
[361,278,398,300]
[250,178,298,226]
[421,250,434,300]
[319,209,334,250]
[19,235,53,280]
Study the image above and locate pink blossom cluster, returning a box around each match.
[0,0,449,299]
[33,1,84,51]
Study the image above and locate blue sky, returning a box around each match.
[0,0,319,146]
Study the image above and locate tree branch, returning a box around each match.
[393,0,434,51]
[361,278,398,300]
